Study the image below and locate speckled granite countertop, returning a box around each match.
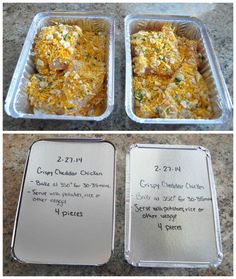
[3,134,233,275]
[3,3,233,131]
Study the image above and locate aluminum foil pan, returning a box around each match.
[125,144,223,267]
[125,14,232,125]
[11,138,116,265]
[5,12,115,121]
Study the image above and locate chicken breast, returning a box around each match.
[34,24,82,75]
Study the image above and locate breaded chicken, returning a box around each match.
[34,24,82,75]
[131,24,213,119]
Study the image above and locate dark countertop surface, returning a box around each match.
[3,3,233,131]
[3,134,233,275]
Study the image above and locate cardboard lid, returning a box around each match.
[125,144,222,268]
[12,139,116,265]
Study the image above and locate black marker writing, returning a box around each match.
[55,208,83,217]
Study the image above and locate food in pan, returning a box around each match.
[33,24,83,75]
[27,23,108,116]
[131,24,213,119]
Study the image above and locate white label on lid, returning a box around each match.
[13,140,115,265]
[126,144,221,267]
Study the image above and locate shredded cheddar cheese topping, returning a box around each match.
[27,23,108,116]
[131,24,213,119]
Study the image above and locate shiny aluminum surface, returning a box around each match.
[5,12,115,121]
[125,14,232,125]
